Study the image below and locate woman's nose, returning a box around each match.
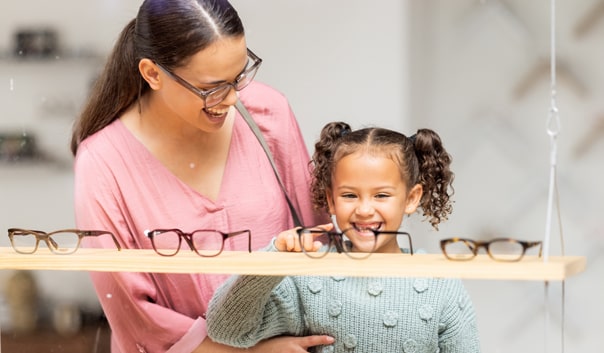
[222,87,238,106]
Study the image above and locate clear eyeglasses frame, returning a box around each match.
[144,228,251,257]
[155,48,262,109]
[296,227,414,260]
[440,237,543,262]
[7,228,121,255]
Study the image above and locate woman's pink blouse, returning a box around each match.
[73,81,324,353]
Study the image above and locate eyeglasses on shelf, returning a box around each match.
[144,228,251,257]
[295,227,413,260]
[440,237,543,262]
[7,228,121,255]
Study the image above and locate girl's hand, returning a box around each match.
[274,223,333,252]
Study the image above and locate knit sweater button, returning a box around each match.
[343,333,357,349]
[382,310,398,327]
[413,278,429,293]
[307,278,323,294]
[403,339,418,353]
[418,304,434,321]
[367,281,383,296]
[320,345,335,353]
[328,300,342,317]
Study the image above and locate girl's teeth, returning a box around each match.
[355,223,382,231]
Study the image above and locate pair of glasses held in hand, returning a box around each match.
[145,228,251,257]
[296,227,413,260]
[440,237,542,262]
[7,228,121,255]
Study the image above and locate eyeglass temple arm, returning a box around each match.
[226,230,252,253]
[375,231,414,255]
[524,240,543,257]
[81,231,122,251]
[399,232,414,255]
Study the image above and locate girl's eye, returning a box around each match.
[375,193,390,199]
[341,193,357,199]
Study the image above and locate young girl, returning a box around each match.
[206,122,481,353]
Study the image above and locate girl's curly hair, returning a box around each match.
[309,122,454,229]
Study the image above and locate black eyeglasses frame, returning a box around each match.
[296,227,413,260]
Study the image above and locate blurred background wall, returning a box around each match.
[0,0,601,352]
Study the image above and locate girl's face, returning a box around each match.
[326,151,422,254]
[158,36,248,133]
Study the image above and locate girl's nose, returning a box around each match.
[355,200,375,216]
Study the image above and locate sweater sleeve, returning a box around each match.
[206,242,306,348]
[438,279,482,353]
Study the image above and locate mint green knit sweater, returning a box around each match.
[207,243,481,353]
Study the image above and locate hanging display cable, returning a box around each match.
[543,0,565,352]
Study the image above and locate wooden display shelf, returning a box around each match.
[0,247,585,281]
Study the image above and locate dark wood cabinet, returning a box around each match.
[1,323,110,353]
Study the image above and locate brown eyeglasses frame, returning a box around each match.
[7,228,121,255]
[440,237,543,262]
[144,228,251,257]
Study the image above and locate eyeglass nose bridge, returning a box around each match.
[179,232,197,253]
[43,235,61,251]
[467,240,503,259]
[204,72,255,108]
[205,83,239,108]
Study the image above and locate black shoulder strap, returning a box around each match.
[235,99,303,227]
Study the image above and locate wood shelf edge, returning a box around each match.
[0,248,586,281]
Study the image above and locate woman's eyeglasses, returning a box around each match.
[7,228,121,255]
[440,237,543,262]
[145,228,251,257]
[156,48,262,109]
[296,227,413,260]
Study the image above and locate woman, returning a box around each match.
[71,0,331,352]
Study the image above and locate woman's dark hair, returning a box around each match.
[70,0,244,155]
[310,122,454,229]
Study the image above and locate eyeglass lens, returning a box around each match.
[149,230,226,257]
[10,231,81,254]
[204,64,259,108]
[297,228,376,259]
[486,239,526,261]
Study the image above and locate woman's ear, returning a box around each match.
[404,184,423,214]
[138,58,162,90]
